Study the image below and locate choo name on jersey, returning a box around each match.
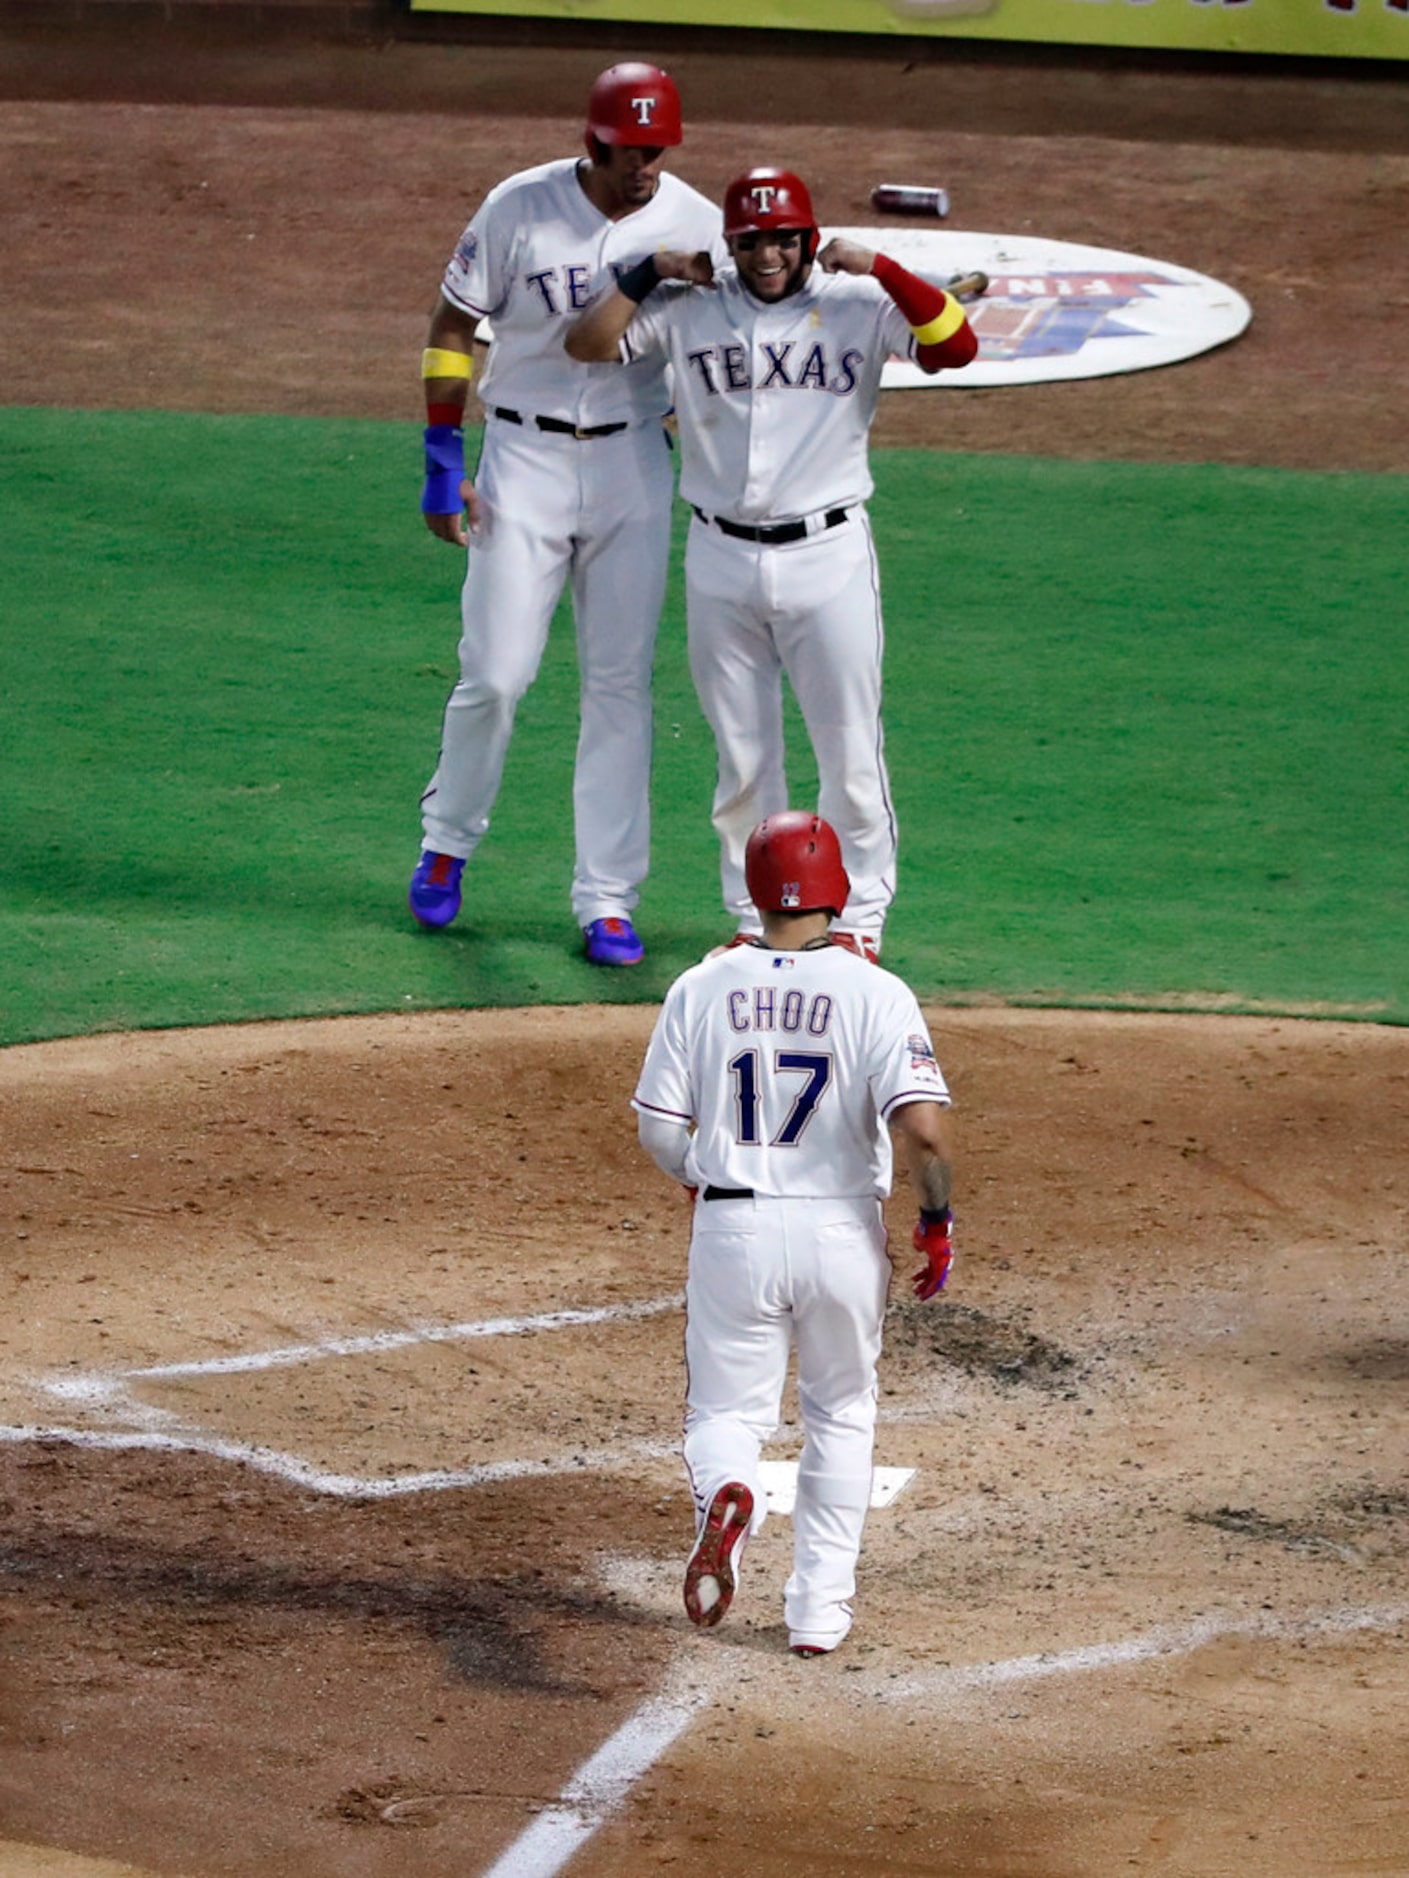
[726,986,835,1037]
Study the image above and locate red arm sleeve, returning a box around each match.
[871,251,978,372]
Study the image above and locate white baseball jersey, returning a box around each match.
[422,159,723,925]
[622,267,917,521]
[633,940,949,1198]
[442,159,723,429]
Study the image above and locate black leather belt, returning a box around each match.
[494,406,628,440]
[703,1185,755,1201]
[692,505,849,546]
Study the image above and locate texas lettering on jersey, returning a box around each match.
[519,257,688,320]
[521,265,604,317]
[684,341,866,398]
[624,268,916,518]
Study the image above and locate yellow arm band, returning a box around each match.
[422,347,474,381]
[911,297,967,347]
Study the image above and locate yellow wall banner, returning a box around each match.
[407,0,1409,62]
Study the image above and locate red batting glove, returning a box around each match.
[912,1207,954,1299]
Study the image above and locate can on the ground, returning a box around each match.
[871,184,950,217]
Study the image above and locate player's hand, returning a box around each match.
[911,1207,953,1299]
[816,237,876,277]
[655,249,716,287]
[422,479,481,547]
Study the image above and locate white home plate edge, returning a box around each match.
[759,1460,914,1515]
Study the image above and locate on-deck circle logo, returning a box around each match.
[825,227,1252,389]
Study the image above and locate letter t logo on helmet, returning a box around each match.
[723,167,820,262]
[585,61,684,147]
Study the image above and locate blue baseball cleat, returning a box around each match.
[408,851,465,929]
[583,916,644,966]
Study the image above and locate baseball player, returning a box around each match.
[410,62,723,966]
[567,167,978,961]
[633,811,955,1656]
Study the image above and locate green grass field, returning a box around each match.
[1,406,1404,1044]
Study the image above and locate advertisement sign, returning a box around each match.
[407,0,1409,63]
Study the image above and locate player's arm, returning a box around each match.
[816,237,978,375]
[636,1108,695,1187]
[564,250,714,363]
[889,1098,956,1299]
[633,987,700,1193]
[891,1098,953,1214]
[421,294,483,547]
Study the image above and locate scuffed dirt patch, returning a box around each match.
[889,1298,1081,1393]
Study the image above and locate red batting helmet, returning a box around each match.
[585,62,683,147]
[745,812,850,919]
[723,167,819,258]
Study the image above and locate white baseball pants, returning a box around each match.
[684,510,898,940]
[682,1192,891,1645]
[419,418,674,927]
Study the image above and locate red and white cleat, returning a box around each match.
[684,1481,754,1628]
[831,929,880,963]
[788,1602,853,1657]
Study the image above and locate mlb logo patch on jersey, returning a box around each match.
[772,955,797,971]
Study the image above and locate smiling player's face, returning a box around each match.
[730,229,809,302]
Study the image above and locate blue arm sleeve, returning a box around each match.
[421,424,466,516]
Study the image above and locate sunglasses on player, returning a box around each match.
[733,231,805,252]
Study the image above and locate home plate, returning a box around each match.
[759,1461,915,1515]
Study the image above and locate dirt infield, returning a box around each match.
[2,1009,1407,1875]
[2,21,1407,469]
[2,26,1408,1878]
